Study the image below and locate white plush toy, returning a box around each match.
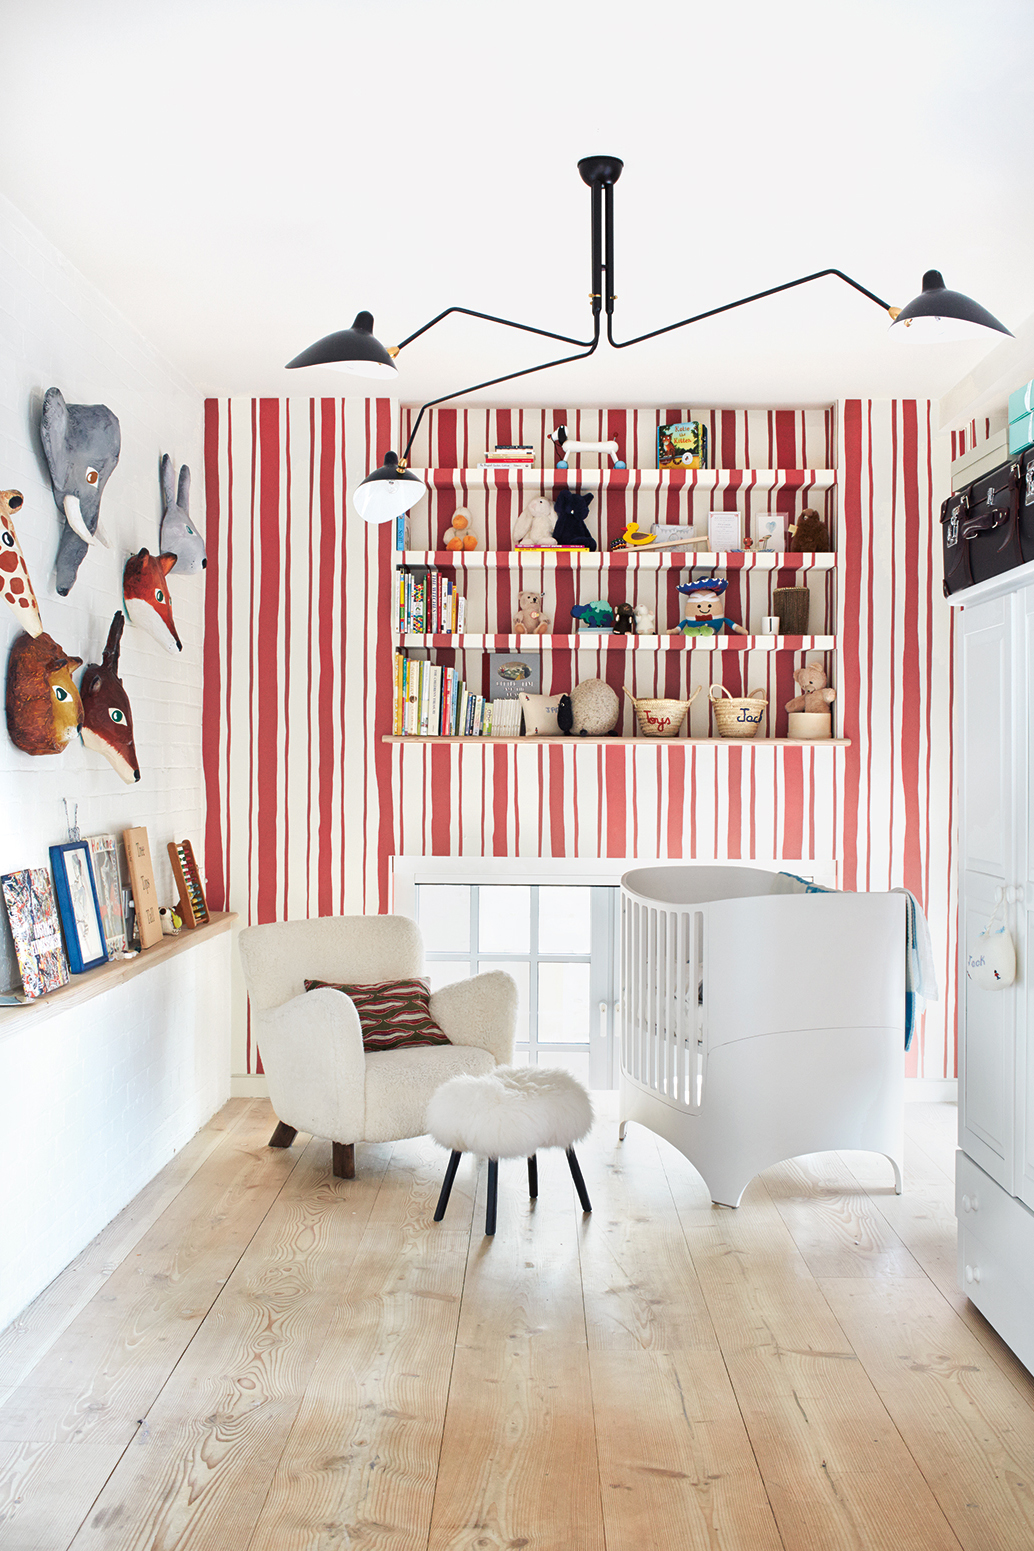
[513,495,557,549]
[633,604,656,635]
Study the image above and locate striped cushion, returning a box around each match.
[304,976,451,1052]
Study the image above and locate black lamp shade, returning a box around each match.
[353,451,427,524]
[286,311,399,376]
[890,270,1013,343]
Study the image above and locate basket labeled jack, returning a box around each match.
[624,685,700,738]
[709,684,767,739]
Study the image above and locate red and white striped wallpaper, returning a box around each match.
[204,398,955,1082]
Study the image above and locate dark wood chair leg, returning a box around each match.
[332,1142,355,1179]
[485,1159,499,1236]
[566,1147,592,1213]
[268,1121,298,1148]
[434,1150,463,1222]
[527,1154,538,1199]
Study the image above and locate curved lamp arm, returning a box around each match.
[606,268,895,350]
[395,304,594,355]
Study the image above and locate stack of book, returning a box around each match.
[478,444,535,470]
[393,655,495,736]
[395,565,466,635]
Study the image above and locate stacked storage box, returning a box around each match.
[1009,380,1034,456]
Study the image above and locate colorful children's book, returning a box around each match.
[657,422,709,470]
[1,867,69,998]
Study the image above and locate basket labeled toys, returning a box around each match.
[709,684,767,739]
[624,685,700,738]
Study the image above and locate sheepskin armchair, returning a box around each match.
[237,914,518,1177]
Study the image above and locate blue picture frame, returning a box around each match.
[49,842,109,974]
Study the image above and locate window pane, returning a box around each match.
[538,887,591,955]
[478,886,530,954]
[418,886,470,953]
[478,959,530,1044]
[426,961,472,994]
[536,1050,591,1087]
[538,962,590,1043]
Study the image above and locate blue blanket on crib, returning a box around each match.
[776,874,938,1051]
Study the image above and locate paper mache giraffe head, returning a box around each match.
[0,491,43,638]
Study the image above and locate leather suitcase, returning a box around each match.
[942,456,1034,596]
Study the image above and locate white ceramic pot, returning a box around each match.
[787,711,831,740]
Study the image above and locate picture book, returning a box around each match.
[488,652,541,699]
[1,867,69,998]
[657,422,709,470]
[85,834,127,955]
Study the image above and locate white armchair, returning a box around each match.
[237,914,518,1177]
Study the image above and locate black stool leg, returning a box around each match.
[566,1147,592,1213]
[434,1151,462,1222]
[486,1159,499,1236]
[527,1154,538,1199]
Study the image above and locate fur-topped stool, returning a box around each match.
[427,1065,593,1236]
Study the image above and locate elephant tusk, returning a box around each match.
[63,494,99,546]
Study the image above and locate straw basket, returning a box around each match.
[624,685,700,738]
[709,683,767,739]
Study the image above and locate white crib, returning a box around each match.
[620,865,905,1206]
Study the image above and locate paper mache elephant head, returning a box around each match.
[39,387,121,596]
[0,490,44,638]
[159,455,206,575]
[80,612,140,783]
[6,629,83,755]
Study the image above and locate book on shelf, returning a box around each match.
[394,653,494,738]
[393,514,411,551]
[487,698,522,737]
[396,565,462,634]
[1,867,69,999]
[658,422,709,470]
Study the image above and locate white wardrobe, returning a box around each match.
[953,558,1034,1372]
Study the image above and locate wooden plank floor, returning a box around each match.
[3,1098,1034,1550]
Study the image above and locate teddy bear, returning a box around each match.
[513,590,551,634]
[512,496,557,548]
[785,663,836,713]
[442,508,478,550]
[552,488,597,550]
[789,508,832,552]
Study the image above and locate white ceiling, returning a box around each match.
[3,0,1033,411]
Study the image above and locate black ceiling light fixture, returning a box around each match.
[287,156,1013,523]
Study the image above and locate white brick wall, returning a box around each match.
[0,190,229,1330]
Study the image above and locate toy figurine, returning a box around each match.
[671,578,749,637]
[548,424,626,469]
[633,604,656,634]
[789,508,833,552]
[612,602,637,635]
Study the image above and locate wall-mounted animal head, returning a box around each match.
[39,387,121,595]
[159,455,206,575]
[123,549,181,653]
[0,491,43,637]
[80,612,139,783]
[6,630,83,754]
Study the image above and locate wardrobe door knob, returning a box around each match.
[962,1193,980,1213]
[965,1264,981,1285]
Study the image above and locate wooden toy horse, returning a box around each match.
[0,491,43,637]
[123,549,181,653]
[80,612,140,783]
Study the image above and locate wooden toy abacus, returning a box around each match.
[168,839,210,928]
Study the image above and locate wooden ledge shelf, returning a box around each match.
[397,634,837,652]
[385,736,851,748]
[0,910,237,1037]
[410,467,837,492]
[398,550,838,572]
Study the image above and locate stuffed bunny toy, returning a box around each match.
[513,496,557,548]
[160,455,207,575]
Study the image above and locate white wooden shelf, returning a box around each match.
[397,550,837,572]
[410,467,837,492]
[0,911,237,1037]
[386,736,850,748]
[396,634,837,652]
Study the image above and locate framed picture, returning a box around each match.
[85,834,127,955]
[49,842,109,973]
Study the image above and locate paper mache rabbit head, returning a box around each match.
[159,456,207,575]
